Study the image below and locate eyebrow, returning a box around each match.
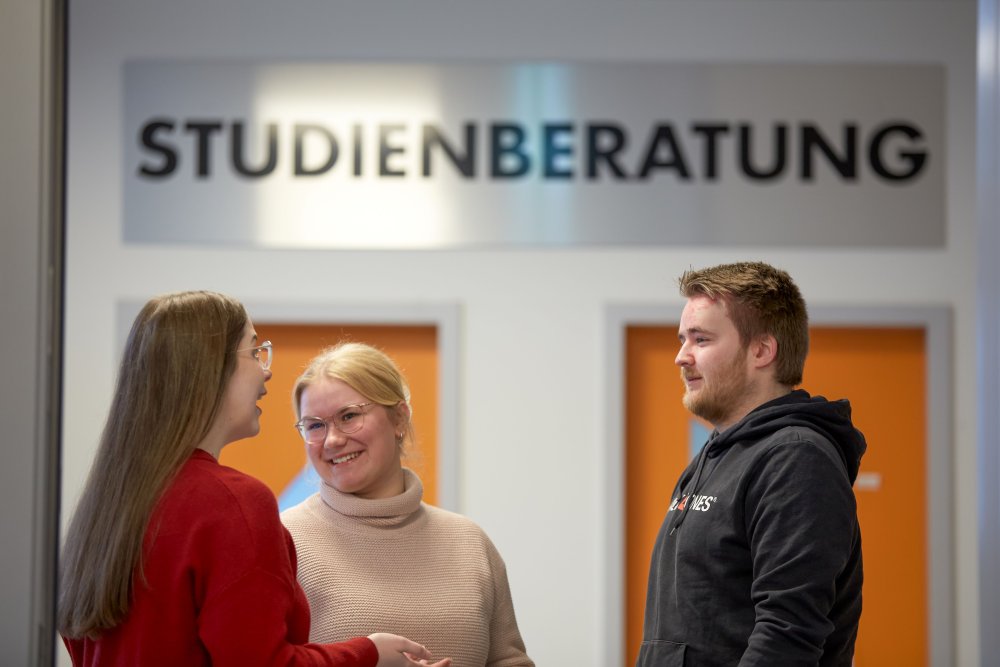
[678,326,712,339]
[302,403,368,419]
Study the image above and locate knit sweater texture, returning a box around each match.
[281,469,534,667]
[64,449,377,667]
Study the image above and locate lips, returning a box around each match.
[331,451,362,466]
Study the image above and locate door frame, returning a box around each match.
[601,303,953,667]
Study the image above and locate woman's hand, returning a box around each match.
[368,633,451,667]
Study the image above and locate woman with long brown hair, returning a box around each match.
[58,291,448,667]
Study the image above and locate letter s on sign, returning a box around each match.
[138,118,178,178]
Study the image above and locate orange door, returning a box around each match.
[220,324,440,507]
[625,325,926,666]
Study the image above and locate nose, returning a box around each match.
[322,425,346,449]
[675,341,692,367]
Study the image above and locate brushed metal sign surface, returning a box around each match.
[123,61,944,248]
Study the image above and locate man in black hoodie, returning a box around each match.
[636,261,866,667]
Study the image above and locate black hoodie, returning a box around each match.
[636,389,866,667]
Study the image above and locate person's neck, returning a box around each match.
[195,433,227,460]
[714,384,792,432]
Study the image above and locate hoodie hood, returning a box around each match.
[710,388,867,483]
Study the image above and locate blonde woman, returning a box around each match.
[281,342,533,667]
[58,291,445,667]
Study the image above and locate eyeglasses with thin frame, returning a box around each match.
[238,340,272,370]
[295,402,375,444]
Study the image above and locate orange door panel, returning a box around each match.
[220,324,439,507]
[625,325,926,667]
[624,326,699,667]
[805,328,926,667]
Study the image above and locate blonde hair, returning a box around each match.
[679,261,809,386]
[58,291,247,638]
[293,342,415,447]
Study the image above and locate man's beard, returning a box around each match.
[681,348,751,427]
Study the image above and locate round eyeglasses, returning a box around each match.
[295,402,374,444]
[238,340,272,370]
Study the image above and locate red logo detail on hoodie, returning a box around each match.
[675,495,689,511]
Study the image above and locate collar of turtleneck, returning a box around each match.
[318,467,424,528]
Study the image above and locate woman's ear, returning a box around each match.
[393,401,411,429]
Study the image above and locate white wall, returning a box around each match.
[61,1,980,665]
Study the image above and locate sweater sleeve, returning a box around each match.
[738,436,859,666]
[199,564,377,666]
[483,537,534,667]
[196,470,379,667]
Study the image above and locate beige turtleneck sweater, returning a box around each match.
[280,469,533,667]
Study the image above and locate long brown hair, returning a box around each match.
[57,291,247,638]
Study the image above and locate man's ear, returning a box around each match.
[750,334,778,370]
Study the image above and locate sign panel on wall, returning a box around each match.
[123,61,944,248]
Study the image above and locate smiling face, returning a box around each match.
[675,294,756,430]
[299,377,407,499]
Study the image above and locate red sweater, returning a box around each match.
[64,450,378,667]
